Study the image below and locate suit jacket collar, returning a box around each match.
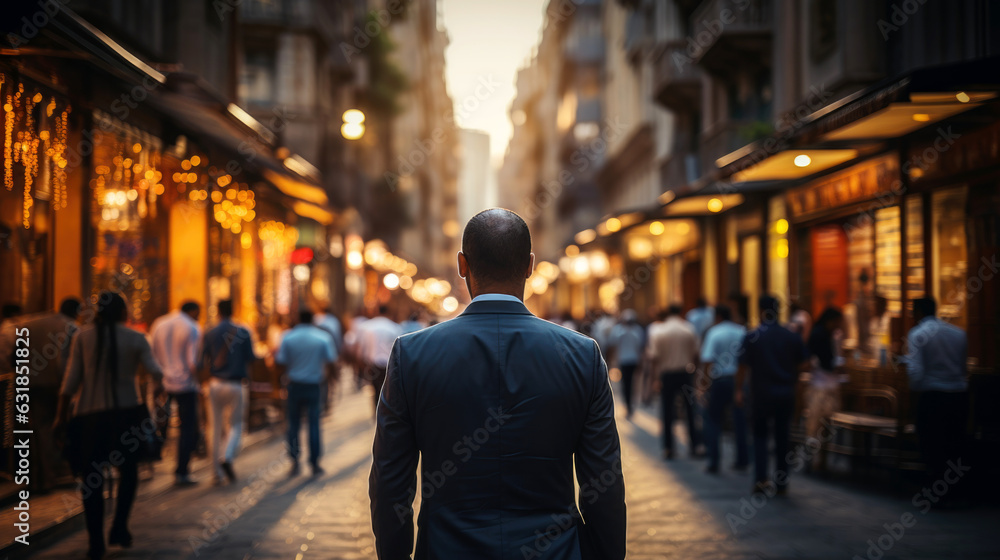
[460,299,533,316]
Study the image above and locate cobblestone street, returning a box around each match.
[27,383,1000,559]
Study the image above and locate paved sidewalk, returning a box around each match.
[17,383,1000,559]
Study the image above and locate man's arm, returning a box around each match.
[369,340,418,560]
[575,341,626,560]
[905,328,924,387]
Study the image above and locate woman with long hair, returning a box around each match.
[55,291,163,560]
[805,306,845,472]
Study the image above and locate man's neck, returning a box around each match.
[470,286,524,301]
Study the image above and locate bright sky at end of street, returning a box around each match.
[440,0,547,166]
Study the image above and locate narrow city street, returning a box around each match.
[26,382,1000,560]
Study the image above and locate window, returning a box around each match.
[932,186,968,329]
[239,50,276,106]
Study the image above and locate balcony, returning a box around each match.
[653,41,703,111]
[688,0,773,74]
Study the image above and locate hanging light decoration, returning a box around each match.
[1,76,74,227]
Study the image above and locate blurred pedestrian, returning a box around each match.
[648,304,701,459]
[786,300,812,342]
[18,298,81,491]
[200,300,255,485]
[870,295,891,366]
[399,310,425,335]
[700,304,749,474]
[276,310,337,476]
[592,310,616,361]
[55,292,163,560]
[608,309,644,418]
[358,305,403,414]
[805,307,845,471]
[736,296,807,496]
[314,305,344,412]
[149,301,202,485]
[686,297,715,342]
[369,208,625,559]
[904,297,968,503]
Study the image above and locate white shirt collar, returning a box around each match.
[471,293,523,304]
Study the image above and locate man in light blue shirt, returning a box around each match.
[686,297,715,342]
[277,310,337,476]
[904,297,968,495]
[699,304,748,474]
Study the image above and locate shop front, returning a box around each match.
[786,153,906,363]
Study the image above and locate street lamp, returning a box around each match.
[341,109,365,140]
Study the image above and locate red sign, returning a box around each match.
[290,247,314,264]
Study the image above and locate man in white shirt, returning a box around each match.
[647,304,701,459]
[150,301,202,485]
[358,306,403,413]
[608,309,644,418]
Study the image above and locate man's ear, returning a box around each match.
[525,253,535,279]
[458,251,469,279]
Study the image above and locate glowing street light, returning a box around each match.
[341,109,366,140]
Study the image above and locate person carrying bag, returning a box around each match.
[55,291,164,560]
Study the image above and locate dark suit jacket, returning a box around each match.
[369,299,626,560]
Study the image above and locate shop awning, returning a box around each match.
[715,56,1000,180]
[148,88,330,210]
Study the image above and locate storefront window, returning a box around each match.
[874,206,901,314]
[741,235,761,327]
[932,186,968,329]
[844,220,874,352]
[905,195,925,305]
[768,196,789,322]
[88,120,168,331]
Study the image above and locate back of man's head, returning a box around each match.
[462,208,532,287]
[714,304,732,323]
[218,300,234,318]
[667,304,683,317]
[181,301,200,315]
[299,310,314,325]
[759,296,780,323]
[913,297,936,320]
[59,297,81,319]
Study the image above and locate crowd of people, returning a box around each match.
[0,291,431,560]
[564,292,970,500]
[0,275,972,558]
